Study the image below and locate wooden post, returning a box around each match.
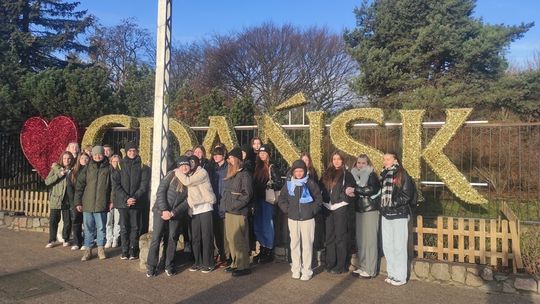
[458,218,465,263]
[448,217,454,262]
[490,219,497,266]
[417,215,424,259]
[468,218,475,264]
[479,219,486,264]
[437,217,444,260]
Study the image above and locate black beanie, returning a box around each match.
[177,156,190,167]
[124,141,138,151]
[291,159,307,177]
[228,147,242,160]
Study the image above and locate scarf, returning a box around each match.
[351,166,373,187]
[381,164,399,208]
[287,176,313,204]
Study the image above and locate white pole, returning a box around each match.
[150,0,172,230]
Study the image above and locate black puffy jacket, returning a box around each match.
[278,178,322,221]
[379,168,415,219]
[354,171,381,213]
[153,171,189,219]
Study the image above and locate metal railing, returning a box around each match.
[1,122,539,222]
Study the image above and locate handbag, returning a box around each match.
[265,164,279,204]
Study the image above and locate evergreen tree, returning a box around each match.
[21,65,115,126]
[114,64,155,117]
[230,94,255,126]
[344,0,533,118]
[0,0,93,70]
[196,89,227,125]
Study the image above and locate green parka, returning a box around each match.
[44,164,70,210]
[74,157,112,213]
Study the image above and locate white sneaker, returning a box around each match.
[104,241,112,249]
[111,240,118,248]
[292,272,301,279]
[384,277,393,284]
[300,274,312,281]
[80,246,88,251]
[45,242,54,248]
[353,269,371,278]
[63,242,70,247]
[390,279,406,286]
[71,245,79,251]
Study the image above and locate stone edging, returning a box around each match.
[0,212,49,232]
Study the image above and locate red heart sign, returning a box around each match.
[20,116,79,179]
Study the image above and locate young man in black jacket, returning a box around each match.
[112,142,150,260]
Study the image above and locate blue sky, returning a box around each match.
[77,0,539,66]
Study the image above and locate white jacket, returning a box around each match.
[175,167,216,216]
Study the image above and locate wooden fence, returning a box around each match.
[0,189,49,217]
[414,215,523,272]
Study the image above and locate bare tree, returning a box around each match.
[89,18,155,88]
[200,23,357,113]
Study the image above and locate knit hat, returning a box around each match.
[291,159,307,177]
[228,147,242,160]
[91,145,104,156]
[258,144,271,155]
[177,156,190,167]
[124,141,138,151]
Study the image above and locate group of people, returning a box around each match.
[44,137,417,286]
[44,141,150,262]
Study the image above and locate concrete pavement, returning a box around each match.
[0,229,537,304]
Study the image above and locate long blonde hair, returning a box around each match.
[225,156,242,180]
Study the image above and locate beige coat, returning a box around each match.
[176,167,216,215]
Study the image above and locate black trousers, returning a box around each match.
[118,208,142,254]
[71,208,83,247]
[49,209,71,243]
[191,211,214,268]
[147,212,183,271]
[324,206,349,272]
[213,216,227,261]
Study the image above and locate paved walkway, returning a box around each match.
[0,229,537,304]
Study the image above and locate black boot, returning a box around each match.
[258,247,274,264]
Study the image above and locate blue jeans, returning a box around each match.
[83,212,107,248]
[254,198,274,248]
[381,216,409,282]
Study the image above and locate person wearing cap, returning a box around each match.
[111,141,150,260]
[209,145,230,266]
[252,144,283,264]
[175,155,216,273]
[278,159,323,281]
[220,147,253,277]
[74,145,113,261]
[146,156,190,277]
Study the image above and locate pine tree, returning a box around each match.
[230,94,255,126]
[344,0,533,118]
[0,0,93,70]
[196,89,227,126]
